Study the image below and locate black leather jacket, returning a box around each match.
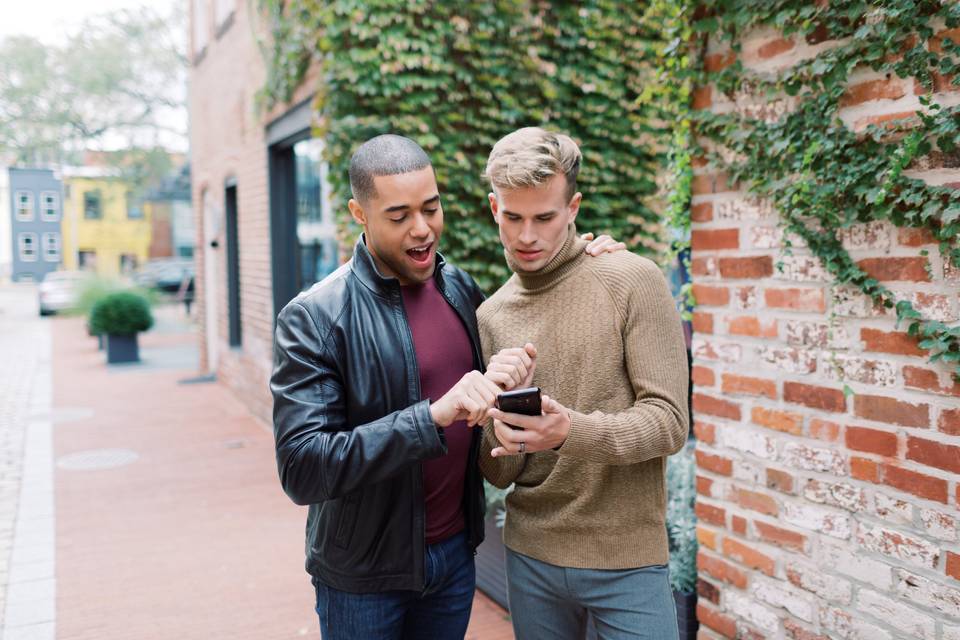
[270,236,487,593]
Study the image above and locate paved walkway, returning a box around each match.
[0,290,514,639]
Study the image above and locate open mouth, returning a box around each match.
[406,243,434,265]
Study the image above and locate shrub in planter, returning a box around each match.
[89,291,154,364]
[667,442,699,639]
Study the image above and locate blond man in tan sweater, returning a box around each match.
[478,127,689,639]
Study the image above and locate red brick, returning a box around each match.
[857,257,930,282]
[906,436,960,474]
[881,463,949,503]
[704,51,736,72]
[810,418,841,442]
[693,393,742,420]
[692,311,714,334]
[904,366,960,397]
[691,173,736,195]
[754,520,806,551]
[694,419,717,444]
[947,551,960,582]
[723,537,775,576]
[732,514,748,535]
[930,28,960,54]
[920,71,960,94]
[854,110,919,131]
[757,37,794,59]
[783,381,846,413]
[898,227,937,246]
[692,284,730,306]
[696,449,733,476]
[718,256,773,279]
[766,467,794,494]
[723,374,777,399]
[697,602,737,639]
[697,524,718,551]
[751,406,803,435]
[851,456,880,482]
[784,619,830,640]
[840,78,906,107]
[727,315,777,338]
[854,394,930,428]
[691,202,713,222]
[696,475,714,496]
[695,501,727,526]
[736,488,778,516]
[845,426,899,457]
[692,228,739,251]
[691,365,716,388]
[764,287,826,313]
[861,328,925,356]
[698,551,748,589]
[692,86,712,110]
[697,577,720,604]
[940,408,960,435]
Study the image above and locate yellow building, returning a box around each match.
[61,170,152,278]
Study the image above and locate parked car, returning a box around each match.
[38,271,89,316]
[133,258,195,293]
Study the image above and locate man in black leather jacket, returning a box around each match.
[270,134,621,640]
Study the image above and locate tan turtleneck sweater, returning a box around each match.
[477,224,689,570]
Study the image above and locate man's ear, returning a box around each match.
[488,192,500,223]
[567,191,582,223]
[348,198,367,227]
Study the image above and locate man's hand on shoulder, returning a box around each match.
[484,343,536,390]
[430,371,502,428]
[487,394,571,457]
[580,232,626,256]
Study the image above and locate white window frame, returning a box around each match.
[42,233,60,262]
[18,233,38,262]
[15,190,34,222]
[40,191,59,221]
[193,0,209,56]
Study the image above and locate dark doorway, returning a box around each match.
[225,183,241,347]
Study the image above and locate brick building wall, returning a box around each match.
[188,0,317,423]
[692,26,960,640]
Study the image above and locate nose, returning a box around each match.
[410,213,430,239]
[518,220,536,245]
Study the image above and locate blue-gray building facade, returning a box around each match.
[8,168,63,282]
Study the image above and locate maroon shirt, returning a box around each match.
[401,278,475,544]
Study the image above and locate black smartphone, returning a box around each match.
[496,387,542,430]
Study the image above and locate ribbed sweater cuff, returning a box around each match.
[557,410,598,458]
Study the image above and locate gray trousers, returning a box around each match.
[505,548,679,640]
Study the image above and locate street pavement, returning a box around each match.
[0,284,514,639]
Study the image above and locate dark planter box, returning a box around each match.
[106,333,139,364]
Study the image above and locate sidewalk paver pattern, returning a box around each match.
[0,291,513,639]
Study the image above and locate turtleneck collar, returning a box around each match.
[508,223,587,291]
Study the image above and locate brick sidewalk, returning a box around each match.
[49,310,513,639]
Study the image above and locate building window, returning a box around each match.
[192,0,209,57]
[78,250,97,270]
[40,191,59,221]
[177,246,194,259]
[15,191,34,221]
[293,138,338,291]
[120,254,138,273]
[42,233,60,262]
[84,190,102,219]
[126,193,144,219]
[18,233,38,262]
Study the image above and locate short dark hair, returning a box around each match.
[349,134,433,203]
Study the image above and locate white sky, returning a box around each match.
[0,0,174,43]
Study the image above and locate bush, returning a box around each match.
[89,291,154,336]
[667,442,698,594]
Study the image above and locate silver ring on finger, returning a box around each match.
[519,441,526,454]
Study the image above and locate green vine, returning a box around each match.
[691,1,960,378]
[255,0,676,292]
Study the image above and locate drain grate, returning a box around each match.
[57,448,139,470]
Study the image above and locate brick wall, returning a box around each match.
[693,26,960,640]
[188,1,316,424]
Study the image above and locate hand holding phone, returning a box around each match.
[496,387,541,429]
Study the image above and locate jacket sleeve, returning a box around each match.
[556,259,689,465]
[270,300,446,506]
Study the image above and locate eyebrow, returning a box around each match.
[384,194,440,213]
[502,208,557,217]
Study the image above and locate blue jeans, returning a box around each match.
[312,531,475,640]
[506,548,678,640]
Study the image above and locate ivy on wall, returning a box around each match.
[688,1,960,377]
[256,0,674,292]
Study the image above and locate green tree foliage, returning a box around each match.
[689,1,960,377]
[257,0,672,292]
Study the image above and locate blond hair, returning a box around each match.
[483,127,581,199]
